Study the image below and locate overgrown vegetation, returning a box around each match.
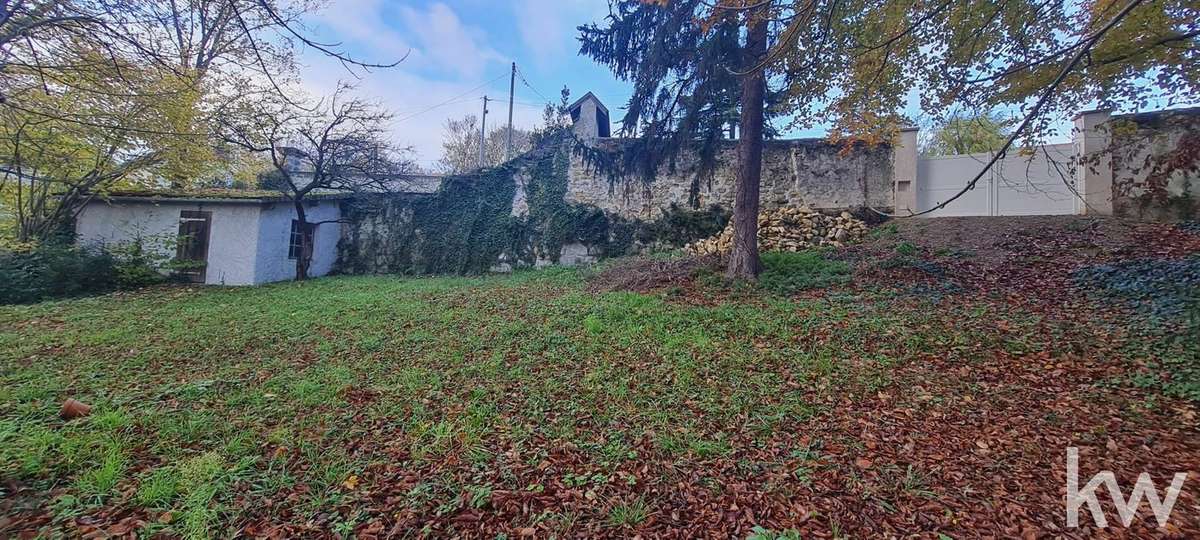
[0,238,171,304]
[345,136,732,275]
[1073,255,1200,317]
[4,216,1198,537]
[755,250,851,295]
[407,164,523,274]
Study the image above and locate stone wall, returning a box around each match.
[337,134,900,275]
[1108,108,1200,221]
[337,144,573,275]
[566,138,895,220]
[336,194,426,276]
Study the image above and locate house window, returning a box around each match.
[288,220,308,259]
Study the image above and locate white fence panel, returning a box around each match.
[916,144,1080,217]
[992,143,1079,216]
[917,151,994,217]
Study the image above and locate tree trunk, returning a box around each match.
[293,199,312,281]
[727,13,768,280]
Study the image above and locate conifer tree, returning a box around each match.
[580,0,1198,279]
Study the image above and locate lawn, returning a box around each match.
[2,217,1199,538]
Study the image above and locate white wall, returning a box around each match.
[253,200,341,283]
[75,200,262,285]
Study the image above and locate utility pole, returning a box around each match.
[479,95,489,168]
[506,62,516,160]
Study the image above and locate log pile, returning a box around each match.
[685,207,869,256]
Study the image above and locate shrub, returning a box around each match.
[895,241,918,256]
[757,250,850,295]
[0,237,170,304]
[640,203,731,247]
[0,243,118,304]
[107,236,172,289]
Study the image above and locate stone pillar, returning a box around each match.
[1074,109,1113,215]
[892,127,919,214]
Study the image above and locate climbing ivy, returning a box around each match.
[525,134,731,263]
[407,165,522,274]
[343,130,732,275]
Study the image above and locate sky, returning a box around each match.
[290,0,1155,170]
[296,0,633,170]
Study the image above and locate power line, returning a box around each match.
[392,73,508,125]
[390,96,478,115]
[515,66,552,104]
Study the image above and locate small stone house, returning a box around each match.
[568,92,611,141]
[74,190,347,285]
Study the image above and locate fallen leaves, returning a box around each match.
[3,216,1199,539]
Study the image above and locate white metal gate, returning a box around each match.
[916,143,1080,217]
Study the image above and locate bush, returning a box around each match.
[895,241,918,256]
[640,203,731,247]
[0,238,169,304]
[757,250,851,295]
[107,238,171,289]
[0,244,118,304]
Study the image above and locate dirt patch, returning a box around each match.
[843,216,1200,308]
[587,255,719,294]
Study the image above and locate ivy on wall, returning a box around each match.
[1111,111,1200,222]
[409,164,522,274]
[339,131,732,275]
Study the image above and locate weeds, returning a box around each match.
[74,441,127,503]
[137,467,180,508]
[0,261,1192,536]
[749,526,803,540]
[608,496,650,527]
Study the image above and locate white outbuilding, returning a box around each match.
[74,190,349,285]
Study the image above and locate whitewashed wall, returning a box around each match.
[76,200,262,285]
[254,201,340,283]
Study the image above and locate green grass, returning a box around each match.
[0,267,1180,535]
[607,496,650,527]
[757,250,851,295]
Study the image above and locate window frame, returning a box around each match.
[288,219,304,260]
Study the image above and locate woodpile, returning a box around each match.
[685,207,869,256]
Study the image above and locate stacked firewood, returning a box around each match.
[685,207,868,256]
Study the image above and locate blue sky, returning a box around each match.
[294,1,1157,168]
[297,0,633,169]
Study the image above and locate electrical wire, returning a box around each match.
[515,66,552,104]
[392,73,508,124]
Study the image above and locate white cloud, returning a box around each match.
[311,0,411,61]
[512,0,608,67]
[298,2,533,168]
[312,1,504,78]
[399,3,505,78]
